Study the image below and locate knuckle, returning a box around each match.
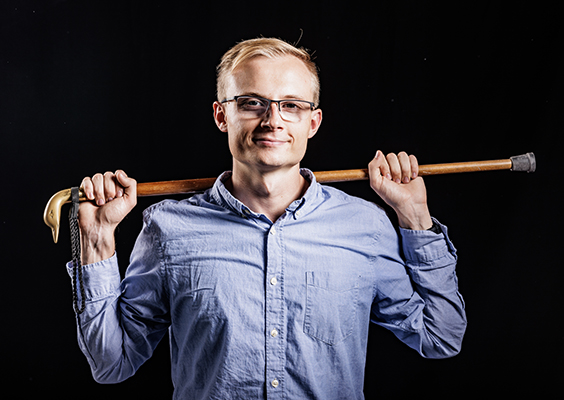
[91,174,103,185]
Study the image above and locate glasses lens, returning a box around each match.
[280,101,311,122]
[236,97,268,115]
[235,97,312,122]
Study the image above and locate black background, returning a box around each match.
[1,1,561,398]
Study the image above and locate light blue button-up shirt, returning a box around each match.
[68,169,466,399]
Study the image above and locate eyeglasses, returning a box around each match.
[221,95,316,123]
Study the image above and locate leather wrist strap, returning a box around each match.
[427,221,441,234]
[69,187,85,314]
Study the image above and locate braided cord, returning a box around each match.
[69,187,86,314]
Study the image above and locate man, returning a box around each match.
[73,38,466,399]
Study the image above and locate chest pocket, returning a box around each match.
[303,271,359,345]
[162,238,221,317]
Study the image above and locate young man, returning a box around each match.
[74,38,466,399]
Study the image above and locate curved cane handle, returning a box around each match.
[43,188,86,243]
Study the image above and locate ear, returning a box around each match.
[308,108,323,139]
[213,101,228,132]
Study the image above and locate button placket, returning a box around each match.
[265,221,285,396]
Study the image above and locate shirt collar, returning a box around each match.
[209,169,320,220]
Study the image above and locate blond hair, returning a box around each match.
[216,38,320,106]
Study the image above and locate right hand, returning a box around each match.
[78,170,137,264]
[368,151,432,230]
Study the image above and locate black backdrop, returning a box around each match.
[1,1,561,398]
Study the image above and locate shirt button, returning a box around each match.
[270,227,277,235]
[295,210,301,217]
[270,277,278,286]
[271,379,279,388]
[270,329,279,338]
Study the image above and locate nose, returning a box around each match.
[261,101,284,128]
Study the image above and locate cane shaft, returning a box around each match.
[418,159,513,175]
[44,154,534,242]
[136,159,514,195]
[69,158,518,200]
[313,158,514,183]
[137,177,216,196]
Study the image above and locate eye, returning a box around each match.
[282,102,299,109]
[281,100,310,112]
[238,97,267,110]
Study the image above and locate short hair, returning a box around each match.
[216,37,320,106]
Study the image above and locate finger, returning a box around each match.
[80,177,94,200]
[103,171,118,202]
[115,170,136,197]
[114,171,124,198]
[369,151,387,193]
[386,153,402,183]
[409,154,419,179]
[91,173,106,206]
[368,150,389,179]
[115,170,137,210]
[397,152,412,183]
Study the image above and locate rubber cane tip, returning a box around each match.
[510,152,536,173]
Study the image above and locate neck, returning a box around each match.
[226,163,308,222]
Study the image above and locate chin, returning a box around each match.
[235,147,305,171]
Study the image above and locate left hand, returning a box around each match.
[368,150,433,230]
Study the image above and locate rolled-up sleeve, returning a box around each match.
[66,216,170,383]
[371,218,467,359]
[66,254,121,303]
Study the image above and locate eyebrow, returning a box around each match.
[240,92,309,101]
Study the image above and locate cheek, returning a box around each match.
[290,131,311,160]
[294,124,313,147]
[227,122,253,151]
[227,131,243,155]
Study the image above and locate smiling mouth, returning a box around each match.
[253,138,288,147]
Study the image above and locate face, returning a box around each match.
[213,55,322,174]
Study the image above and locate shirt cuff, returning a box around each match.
[399,218,457,265]
[66,253,121,301]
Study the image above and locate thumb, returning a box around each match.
[368,151,389,190]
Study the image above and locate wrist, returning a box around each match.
[80,227,116,265]
[394,205,433,231]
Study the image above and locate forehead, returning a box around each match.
[225,55,315,100]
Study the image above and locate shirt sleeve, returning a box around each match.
[66,219,170,383]
[370,217,467,358]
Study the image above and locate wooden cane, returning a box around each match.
[44,153,535,243]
